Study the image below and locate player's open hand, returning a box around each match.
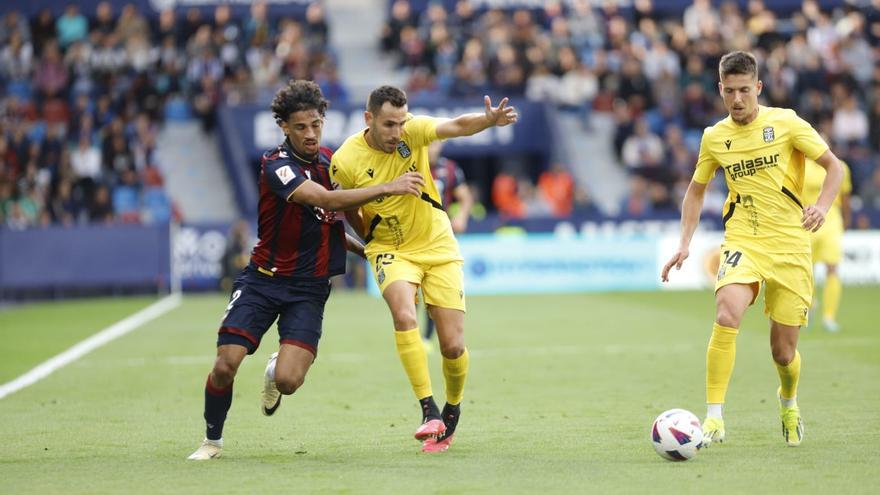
[484,96,518,127]
[661,249,689,282]
[386,172,425,197]
[802,204,827,232]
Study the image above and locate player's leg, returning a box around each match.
[764,252,811,446]
[263,280,330,416]
[422,305,467,453]
[382,279,444,439]
[812,218,843,332]
[770,320,804,446]
[189,268,275,459]
[262,344,316,416]
[702,281,758,447]
[188,344,247,460]
[420,260,467,452]
[821,263,842,332]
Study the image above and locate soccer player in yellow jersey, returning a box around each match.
[804,157,852,332]
[330,86,517,452]
[661,52,844,448]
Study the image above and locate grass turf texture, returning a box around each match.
[1,288,877,494]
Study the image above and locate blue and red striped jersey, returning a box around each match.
[431,157,466,208]
[250,141,346,279]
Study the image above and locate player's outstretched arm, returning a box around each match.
[435,95,518,139]
[290,172,424,211]
[802,149,844,232]
[661,180,708,282]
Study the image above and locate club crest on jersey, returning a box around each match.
[762,127,775,143]
[275,165,296,185]
[396,141,411,158]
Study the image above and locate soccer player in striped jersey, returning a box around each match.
[188,80,424,460]
[662,51,843,448]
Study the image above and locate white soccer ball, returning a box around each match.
[651,409,703,461]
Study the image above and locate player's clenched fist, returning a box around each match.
[385,172,425,196]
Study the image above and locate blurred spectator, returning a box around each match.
[832,93,869,146]
[33,40,68,100]
[538,164,574,218]
[221,219,252,291]
[56,4,87,49]
[491,172,525,219]
[71,135,102,182]
[859,167,880,212]
[88,183,114,223]
[621,118,664,170]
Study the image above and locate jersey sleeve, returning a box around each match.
[692,128,719,184]
[264,157,308,200]
[329,152,353,191]
[403,115,442,148]
[788,110,829,161]
[841,160,852,196]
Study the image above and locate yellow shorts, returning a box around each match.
[715,244,813,327]
[368,244,466,312]
[810,217,843,265]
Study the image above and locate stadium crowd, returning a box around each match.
[3,1,879,228]
[0,2,335,229]
[382,0,880,225]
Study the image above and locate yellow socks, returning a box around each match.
[823,273,842,321]
[776,350,801,401]
[395,328,433,399]
[706,323,738,404]
[442,348,469,406]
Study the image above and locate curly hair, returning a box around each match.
[719,51,758,80]
[271,80,329,124]
[367,85,407,114]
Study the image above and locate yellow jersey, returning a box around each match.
[802,158,851,226]
[693,106,829,253]
[330,115,457,255]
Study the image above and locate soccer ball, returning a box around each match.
[651,409,703,461]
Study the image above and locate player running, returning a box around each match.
[661,51,843,448]
[188,80,423,460]
[330,86,516,452]
[803,156,852,332]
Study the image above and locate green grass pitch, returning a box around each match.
[1,287,878,494]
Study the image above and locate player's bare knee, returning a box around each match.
[771,346,795,366]
[275,374,304,395]
[715,309,741,328]
[439,341,464,359]
[392,311,418,330]
[211,360,238,386]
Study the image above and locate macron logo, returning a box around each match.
[275,165,296,185]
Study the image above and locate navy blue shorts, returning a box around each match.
[217,266,331,356]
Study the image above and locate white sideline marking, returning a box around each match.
[0,294,182,400]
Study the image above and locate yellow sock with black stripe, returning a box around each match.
[776,350,801,401]
[442,348,469,406]
[707,323,738,404]
[395,328,433,400]
[823,273,842,321]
